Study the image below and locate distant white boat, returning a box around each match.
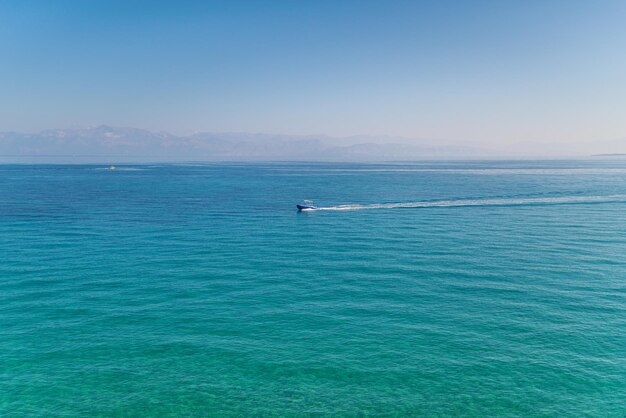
[107,165,116,171]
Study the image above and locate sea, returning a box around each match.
[1,160,625,416]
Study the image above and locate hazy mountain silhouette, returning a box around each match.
[0,126,493,162]
[2,126,625,162]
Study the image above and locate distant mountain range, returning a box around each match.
[1,125,625,162]
[0,126,494,162]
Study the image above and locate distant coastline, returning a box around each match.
[591,153,626,157]
[0,125,493,162]
[2,125,626,163]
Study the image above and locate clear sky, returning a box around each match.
[1,0,625,146]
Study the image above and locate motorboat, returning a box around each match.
[297,200,317,211]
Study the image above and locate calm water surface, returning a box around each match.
[1,161,626,416]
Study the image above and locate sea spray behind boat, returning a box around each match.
[304,194,626,211]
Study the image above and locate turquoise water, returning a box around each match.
[2,161,626,416]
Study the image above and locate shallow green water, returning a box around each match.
[1,161,626,416]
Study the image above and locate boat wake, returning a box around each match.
[314,195,626,211]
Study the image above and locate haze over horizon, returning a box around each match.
[4,124,626,163]
[2,0,626,156]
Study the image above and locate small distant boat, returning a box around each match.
[107,165,117,171]
[297,200,317,211]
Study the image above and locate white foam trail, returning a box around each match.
[315,195,626,211]
[94,167,147,171]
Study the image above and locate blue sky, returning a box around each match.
[1,0,625,145]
